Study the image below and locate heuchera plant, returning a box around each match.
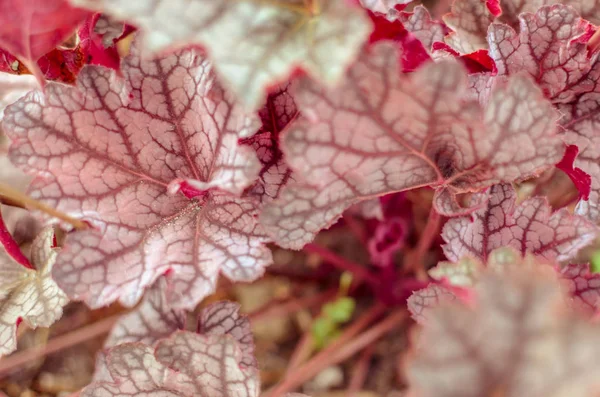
[3,0,600,395]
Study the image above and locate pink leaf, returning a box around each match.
[260,43,563,249]
[197,301,255,369]
[82,331,260,397]
[488,5,593,102]
[559,60,600,223]
[443,0,496,54]
[359,0,412,17]
[3,37,272,310]
[442,184,597,263]
[406,284,458,323]
[104,278,185,348]
[242,84,298,203]
[70,0,371,109]
[0,227,68,356]
[560,263,600,315]
[397,6,445,53]
[0,0,91,82]
[407,265,600,396]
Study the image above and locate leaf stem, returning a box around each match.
[404,206,441,280]
[0,183,87,230]
[266,308,406,397]
[0,209,33,269]
[304,243,379,286]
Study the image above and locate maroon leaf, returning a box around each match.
[0,0,91,82]
[442,184,597,263]
[407,265,600,396]
[3,38,271,309]
[260,43,563,249]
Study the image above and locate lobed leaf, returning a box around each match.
[443,0,496,54]
[442,184,597,263]
[407,265,600,396]
[3,37,272,310]
[488,5,592,102]
[261,43,563,249]
[397,6,445,53]
[70,0,371,109]
[0,227,68,356]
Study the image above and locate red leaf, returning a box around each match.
[0,0,91,82]
[556,144,592,201]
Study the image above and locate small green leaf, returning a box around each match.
[591,250,600,273]
[324,296,356,323]
[312,317,336,348]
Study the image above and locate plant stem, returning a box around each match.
[304,243,378,286]
[266,309,406,397]
[0,183,87,230]
[248,287,336,323]
[347,344,375,396]
[343,214,368,245]
[0,314,120,378]
[404,206,441,280]
[0,209,32,269]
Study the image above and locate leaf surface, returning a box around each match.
[261,43,563,249]
[488,5,592,102]
[407,265,600,397]
[3,38,271,310]
[443,0,495,53]
[82,333,258,397]
[442,184,597,263]
[397,6,445,53]
[243,84,298,202]
[70,0,371,108]
[0,227,68,356]
[104,278,185,348]
[560,263,600,315]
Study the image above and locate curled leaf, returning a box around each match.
[0,227,68,356]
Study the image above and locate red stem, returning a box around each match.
[304,243,379,286]
[0,210,32,269]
